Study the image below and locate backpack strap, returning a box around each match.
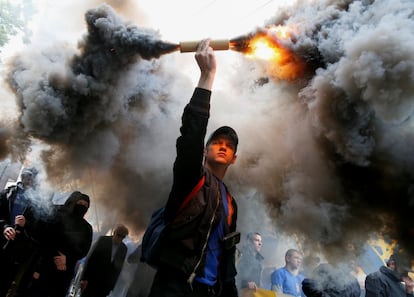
[178,175,206,212]
[226,192,234,226]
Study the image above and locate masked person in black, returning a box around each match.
[29,191,93,297]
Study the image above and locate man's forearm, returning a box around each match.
[197,72,215,91]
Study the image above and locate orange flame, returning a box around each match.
[231,26,306,81]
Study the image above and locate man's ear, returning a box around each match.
[230,154,237,164]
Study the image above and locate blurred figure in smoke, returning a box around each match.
[365,253,414,297]
[271,249,306,297]
[0,167,40,297]
[30,191,92,297]
[81,224,129,297]
[302,263,361,297]
[125,244,156,297]
[147,39,240,297]
[236,232,264,292]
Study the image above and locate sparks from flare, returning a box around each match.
[170,25,305,80]
[229,25,306,81]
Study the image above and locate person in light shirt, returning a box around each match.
[271,249,306,297]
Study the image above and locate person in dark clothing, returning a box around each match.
[236,232,264,291]
[365,254,414,297]
[30,191,93,297]
[81,224,129,297]
[302,263,361,297]
[147,39,240,297]
[0,167,40,297]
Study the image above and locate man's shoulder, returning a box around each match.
[1,185,18,197]
[366,269,383,282]
[272,266,286,276]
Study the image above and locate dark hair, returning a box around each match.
[286,248,301,258]
[246,232,261,241]
[114,224,129,238]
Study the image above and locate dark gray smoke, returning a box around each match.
[4,3,187,231]
[231,0,414,265]
[3,0,414,271]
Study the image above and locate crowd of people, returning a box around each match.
[236,231,414,297]
[1,40,414,297]
[0,167,94,297]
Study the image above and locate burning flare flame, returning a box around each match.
[172,26,306,81]
[230,25,306,81]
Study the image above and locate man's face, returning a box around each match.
[249,234,262,253]
[21,174,34,189]
[204,136,237,166]
[287,251,303,270]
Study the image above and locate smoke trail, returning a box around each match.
[4,3,188,231]
[230,0,414,264]
[0,126,11,160]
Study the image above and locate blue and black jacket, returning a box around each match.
[159,87,238,297]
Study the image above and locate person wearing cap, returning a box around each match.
[0,167,40,296]
[365,253,414,297]
[148,39,240,297]
[29,191,93,297]
[81,224,129,297]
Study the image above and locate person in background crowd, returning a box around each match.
[271,249,306,297]
[0,167,40,297]
[236,232,264,291]
[30,191,93,297]
[147,39,240,297]
[365,253,414,297]
[302,263,361,297]
[81,224,129,297]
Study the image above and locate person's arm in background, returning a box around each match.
[270,270,284,293]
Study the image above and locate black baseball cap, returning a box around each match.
[206,126,238,151]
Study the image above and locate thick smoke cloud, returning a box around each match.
[2,0,414,271]
[4,4,188,230]
[245,0,414,262]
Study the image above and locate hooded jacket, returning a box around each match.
[365,265,413,297]
[33,191,93,297]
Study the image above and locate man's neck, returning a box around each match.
[205,163,227,180]
[286,266,299,276]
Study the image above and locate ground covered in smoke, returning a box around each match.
[1,0,414,267]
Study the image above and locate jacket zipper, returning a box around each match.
[187,187,221,289]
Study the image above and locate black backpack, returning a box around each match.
[140,176,205,269]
